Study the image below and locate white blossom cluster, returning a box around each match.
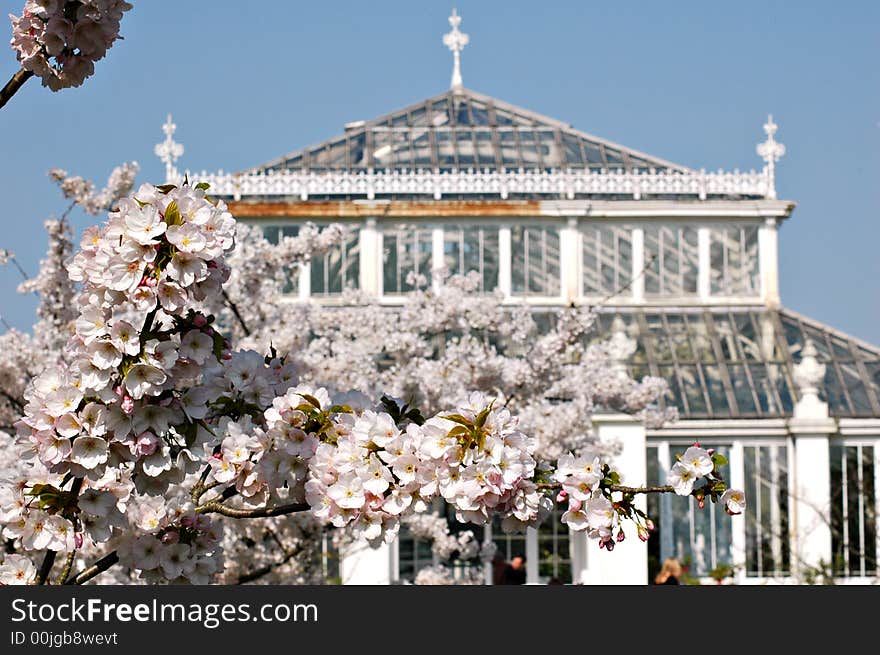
[667,445,746,514]
[296,391,551,544]
[413,564,483,586]
[48,162,139,216]
[9,0,133,91]
[402,512,482,561]
[554,444,745,548]
[3,182,235,583]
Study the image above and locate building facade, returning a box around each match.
[159,12,880,584]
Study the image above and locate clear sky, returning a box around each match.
[1,1,878,343]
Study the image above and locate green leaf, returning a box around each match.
[440,413,473,428]
[711,453,728,468]
[195,182,210,191]
[329,404,354,415]
[164,200,182,226]
[299,393,322,409]
[155,183,177,194]
[473,404,493,430]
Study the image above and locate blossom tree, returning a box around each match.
[2,0,133,109]
[0,180,744,585]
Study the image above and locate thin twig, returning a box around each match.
[235,545,302,585]
[56,550,77,585]
[222,288,251,336]
[0,68,33,110]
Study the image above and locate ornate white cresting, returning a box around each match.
[756,114,785,200]
[442,9,469,91]
[188,167,773,202]
[793,339,828,418]
[607,316,637,379]
[154,114,184,184]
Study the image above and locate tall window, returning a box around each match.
[710,226,760,296]
[647,444,734,578]
[830,443,877,577]
[511,225,560,297]
[396,525,435,583]
[311,230,360,296]
[262,225,300,294]
[382,224,433,294]
[644,225,699,297]
[582,224,633,297]
[538,506,572,583]
[443,225,499,292]
[743,445,791,577]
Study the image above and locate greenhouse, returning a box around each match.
[158,11,880,585]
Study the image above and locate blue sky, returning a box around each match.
[1,1,878,343]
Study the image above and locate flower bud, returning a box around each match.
[616,530,626,542]
[74,532,83,548]
[193,313,208,327]
[160,530,179,544]
[556,490,568,503]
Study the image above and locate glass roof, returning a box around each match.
[256,88,690,174]
[587,307,880,420]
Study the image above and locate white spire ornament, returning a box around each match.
[756,114,785,200]
[442,9,469,91]
[154,114,184,184]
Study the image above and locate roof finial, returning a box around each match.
[756,114,785,199]
[154,113,184,183]
[443,8,469,91]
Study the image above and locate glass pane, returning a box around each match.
[511,226,560,297]
[582,224,633,296]
[311,229,360,296]
[710,226,760,296]
[644,225,699,297]
[382,225,433,294]
[443,225,500,292]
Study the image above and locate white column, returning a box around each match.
[498,226,512,298]
[788,340,835,577]
[569,528,589,584]
[759,217,780,307]
[526,527,539,584]
[790,426,834,576]
[559,217,580,303]
[298,263,310,302]
[631,227,645,302]
[728,441,747,583]
[483,523,494,585]
[581,413,648,585]
[359,218,380,296]
[698,226,711,300]
[431,227,444,290]
[339,540,393,585]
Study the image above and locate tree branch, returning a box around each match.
[538,482,675,495]
[235,544,303,585]
[196,499,310,519]
[35,550,57,585]
[0,68,33,111]
[221,289,251,336]
[0,388,24,412]
[65,551,119,585]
